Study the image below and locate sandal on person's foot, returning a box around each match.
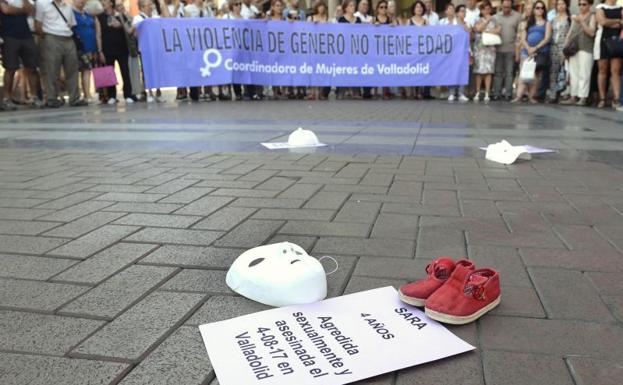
[597,99,606,108]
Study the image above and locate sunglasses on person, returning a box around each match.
[378,5,387,8]
[535,6,544,10]
[578,2,588,5]
[233,2,241,5]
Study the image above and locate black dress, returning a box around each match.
[600,5,623,59]
[97,13,133,99]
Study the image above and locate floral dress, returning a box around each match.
[548,16,570,97]
[473,17,498,74]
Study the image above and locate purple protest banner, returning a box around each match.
[137,18,469,88]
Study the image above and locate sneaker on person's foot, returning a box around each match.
[425,267,501,325]
[70,99,89,107]
[107,98,117,105]
[125,98,134,104]
[398,258,475,307]
[458,94,469,102]
[1,100,18,111]
[448,94,455,102]
[484,93,490,102]
[147,95,155,103]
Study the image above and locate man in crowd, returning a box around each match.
[35,0,87,107]
[493,0,520,100]
[423,0,439,25]
[283,0,304,21]
[465,0,480,27]
[0,0,42,110]
[241,0,260,19]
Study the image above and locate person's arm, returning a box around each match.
[583,13,596,37]
[159,0,170,17]
[95,16,105,63]
[596,8,621,27]
[532,21,552,54]
[0,0,27,15]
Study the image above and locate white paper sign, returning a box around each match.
[199,286,474,385]
[479,145,556,154]
[261,142,328,150]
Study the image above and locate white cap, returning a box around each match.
[288,127,320,147]
[485,140,531,165]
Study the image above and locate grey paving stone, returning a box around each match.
[0,197,48,208]
[0,254,76,280]
[566,356,623,385]
[304,191,349,210]
[87,184,151,193]
[160,269,230,294]
[388,181,423,197]
[0,352,129,385]
[353,257,427,280]
[60,265,177,319]
[140,245,241,269]
[174,196,234,216]
[323,184,389,194]
[520,248,623,272]
[113,213,201,228]
[95,192,167,202]
[36,192,103,210]
[349,193,420,203]
[483,351,573,385]
[159,187,214,204]
[0,310,105,355]
[71,291,205,362]
[48,225,140,259]
[396,351,483,385]
[213,219,283,248]
[210,188,278,198]
[103,202,183,213]
[314,237,415,258]
[254,176,297,191]
[52,242,157,284]
[334,201,381,223]
[126,228,223,246]
[554,224,617,251]
[0,277,89,312]
[370,213,418,240]
[343,276,404,295]
[185,295,270,326]
[279,220,370,237]
[42,211,126,238]
[118,326,212,385]
[382,202,461,216]
[479,316,623,360]
[267,234,317,251]
[529,268,615,322]
[145,178,198,194]
[231,197,305,208]
[488,285,546,318]
[467,245,532,287]
[422,189,458,206]
[416,227,467,259]
[322,255,357,298]
[192,207,256,230]
[466,227,566,249]
[277,183,323,199]
[252,208,334,221]
[0,234,68,255]
[460,199,502,218]
[360,172,394,186]
[37,200,113,222]
[585,272,623,295]
[0,219,61,235]
[0,207,54,220]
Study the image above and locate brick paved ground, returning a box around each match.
[1,100,623,384]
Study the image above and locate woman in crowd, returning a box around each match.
[221,0,244,100]
[512,1,551,103]
[407,1,427,100]
[307,1,330,100]
[440,2,457,25]
[387,0,398,25]
[546,0,570,103]
[448,4,471,102]
[98,0,134,104]
[73,0,100,103]
[114,0,142,101]
[561,0,595,106]
[472,0,500,102]
[355,0,373,24]
[374,0,392,100]
[337,0,362,100]
[595,0,622,108]
[268,0,286,100]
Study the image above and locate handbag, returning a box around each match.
[604,36,623,59]
[92,65,118,88]
[482,32,502,46]
[562,39,579,58]
[520,57,537,82]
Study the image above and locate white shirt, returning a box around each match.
[184,3,204,18]
[35,0,76,37]
[354,11,373,23]
[241,3,259,19]
[439,17,458,25]
[132,11,159,28]
[465,7,480,27]
[424,11,439,26]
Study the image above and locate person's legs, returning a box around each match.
[502,52,514,99]
[116,54,132,99]
[578,51,593,100]
[105,55,118,100]
[81,69,92,100]
[475,74,482,98]
[610,58,621,105]
[492,52,505,98]
[597,59,609,103]
[568,54,579,98]
[62,38,80,105]
[42,36,63,104]
[484,74,492,96]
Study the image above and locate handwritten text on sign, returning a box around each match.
[137,19,470,88]
[199,286,474,385]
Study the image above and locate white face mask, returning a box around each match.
[288,127,320,147]
[226,242,330,307]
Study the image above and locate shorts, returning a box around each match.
[78,52,97,72]
[1,36,38,70]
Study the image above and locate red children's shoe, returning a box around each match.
[425,267,501,325]
[398,258,475,307]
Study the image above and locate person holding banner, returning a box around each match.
[283,0,304,21]
[336,0,362,100]
[354,0,373,24]
[448,4,471,102]
[423,0,439,26]
[222,0,244,100]
[375,0,393,100]
[387,0,399,25]
[268,0,286,100]
[473,0,501,102]
[407,1,427,100]
[512,1,552,103]
[307,0,330,100]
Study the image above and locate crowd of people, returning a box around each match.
[0,0,622,111]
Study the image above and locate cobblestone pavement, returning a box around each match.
[1,100,623,385]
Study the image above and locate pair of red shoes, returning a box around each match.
[398,257,501,325]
